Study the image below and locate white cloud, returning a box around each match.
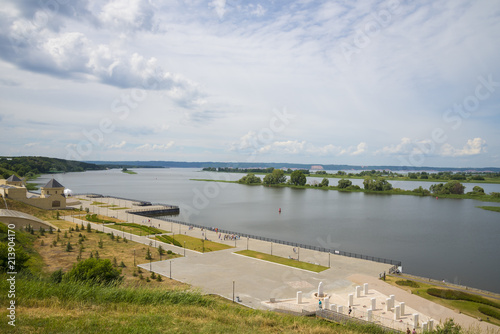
[376,138,413,155]
[209,0,227,19]
[98,0,155,31]
[440,138,487,157]
[108,141,127,149]
[136,142,175,151]
[24,142,39,147]
[350,142,367,156]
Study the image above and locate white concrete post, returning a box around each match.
[330,304,336,311]
[389,295,395,308]
[422,322,428,332]
[429,319,434,331]
[371,298,376,310]
[348,294,354,306]
[355,286,361,298]
[413,314,419,327]
[364,283,369,295]
[297,291,302,304]
[386,298,392,311]
[394,305,401,320]
[367,309,373,322]
[324,297,330,310]
[400,302,405,315]
[338,305,344,314]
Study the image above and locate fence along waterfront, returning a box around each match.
[76,193,402,268]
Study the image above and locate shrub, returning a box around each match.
[63,258,123,285]
[427,288,500,308]
[395,280,420,288]
[50,269,64,283]
[478,306,500,320]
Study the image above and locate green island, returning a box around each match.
[203,167,500,184]
[235,250,329,273]
[122,167,137,174]
[476,206,500,213]
[193,168,500,206]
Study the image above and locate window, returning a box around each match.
[52,200,61,208]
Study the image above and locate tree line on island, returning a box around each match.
[235,169,500,199]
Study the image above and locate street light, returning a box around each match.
[184,241,186,257]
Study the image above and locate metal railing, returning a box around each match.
[156,216,402,267]
[75,193,402,267]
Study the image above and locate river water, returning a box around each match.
[34,168,500,293]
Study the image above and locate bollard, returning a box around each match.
[297,291,302,304]
[364,283,369,295]
[371,298,376,310]
[348,294,354,306]
[386,298,392,311]
[367,309,373,322]
[422,322,428,332]
[389,295,395,308]
[413,314,419,327]
[429,319,434,331]
[356,286,361,298]
[400,302,405,315]
[394,305,401,320]
[338,305,344,314]
[330,304,336,311]
[324,297,330,310]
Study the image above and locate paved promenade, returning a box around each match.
[71,196,500,333]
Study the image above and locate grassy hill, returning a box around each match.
[0,156,105,180]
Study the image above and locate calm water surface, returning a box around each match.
[35,169,500,293]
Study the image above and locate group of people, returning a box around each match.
[407,328,417,334]
[219,233,240,241]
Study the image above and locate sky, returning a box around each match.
[0,0,499,168]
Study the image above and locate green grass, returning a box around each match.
[0,276,377,334]
[157,234,233,252]
[235,250,329,273]
[479,305,500,321]
[477,206,500,213]
[109,207,129,210]
[384,276,500,326]
[427,288,500,309]
[122,170,137,174]
[395,280,420,288]
[108,223,168,236]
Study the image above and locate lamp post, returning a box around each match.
[169,261,172,280]
[202,239,205,253]
[232,281,235,303]
[133,249,136,266]
[247,237,249,250]
[184,241,186,257]
[271,242,273,256]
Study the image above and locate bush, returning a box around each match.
[395,280,420,288]
[427,288,500,308]
[50,269,64,283]
[63,258,123,285]
[337,179,352,189]
[478,305,500,320]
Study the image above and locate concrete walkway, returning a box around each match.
[69,196,499,334]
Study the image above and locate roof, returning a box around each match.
[43,178,64,188]
[6,175,22,182]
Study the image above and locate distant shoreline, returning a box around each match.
[191,178,500,204]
